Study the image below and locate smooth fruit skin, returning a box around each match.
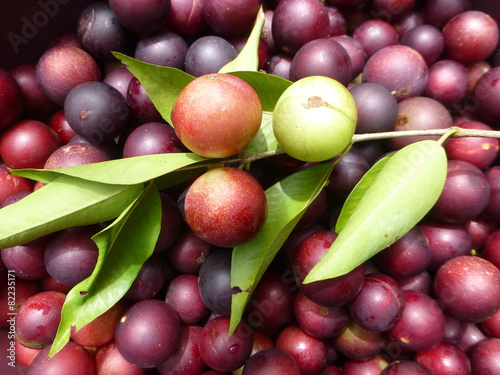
[184,167,267,247]
[171,73,262,158]
[272,76,357,162]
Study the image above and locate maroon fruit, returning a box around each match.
[242,348,301,375]
[289,38,352,86]
[373,226,432,279]
[444,121,499,170]
[430,160,490,224]
[0,119,62,169]
[0,163,32,206]
[184,35,238,77]
[468,338,500,375]
[247,272,295,327]
[389,96,452,150]
[424,59,469,108]
[122,122,188,158]
[157,325,207,375]
[44,143,111,169]
[35,46,101,105]
[15,290,66,349]
[400,24,444,66]
[165,274,209,325]
[352,19,399,58]
[434,255,500,323]
[386,290,446,352]
[109,0,171,34]
[9,64,57,119]
[415,341,471,375]
[275,325,329,375]
[293,230,365,306]
[362,44,428,101]
[203,0,261,37]
[381,360,432,375]
[347,273,406,332]
[115,299,181,368]
[442,10,499,64]
[0,68,23,129]
[293,290,349,339]
[95,341,147,375]
[332,320,385,360]
[44,226,99,287]
[27,341,94,375]
[70,301,126,348]
[272,0,330,55]
[198,316,253,373]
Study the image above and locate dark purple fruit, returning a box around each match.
[289,38,352,86]
[115,299,181,368]
[108,0,171,34]
[184,35,238,77]
[64,81,130,144]
[198,248,233,316]
[134,31,189,70]
[77,1,135,61]
[272,0,330,55]
[44,226,99,287]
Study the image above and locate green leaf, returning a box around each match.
[335,153,394,233]
[12,153,208,185]
[219,7,265,73]
[112,52,195,124]
[230,71,292,112]
[0,176,143,249]
[49,182,162,357]
[229,162,334,333]
[244,112,278,154]
[304,140,448,283]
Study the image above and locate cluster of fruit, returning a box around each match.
[2,0,500,374]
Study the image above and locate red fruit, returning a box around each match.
[184,167,267,247]
[171,73,262,158]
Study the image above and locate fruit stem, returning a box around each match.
[351,127,500,143]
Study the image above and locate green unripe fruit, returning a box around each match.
[273,76,357,162]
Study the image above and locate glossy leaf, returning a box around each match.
[230,71,292,112]
[244,112,278,154]
[113,52,194,124]
[229,162,334,333]
[304,140,447,283]
[335,153,394,232]
[0,176,143,249]
[219,7,265,73]
[49,182,162,357]
[12,153,208,185]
